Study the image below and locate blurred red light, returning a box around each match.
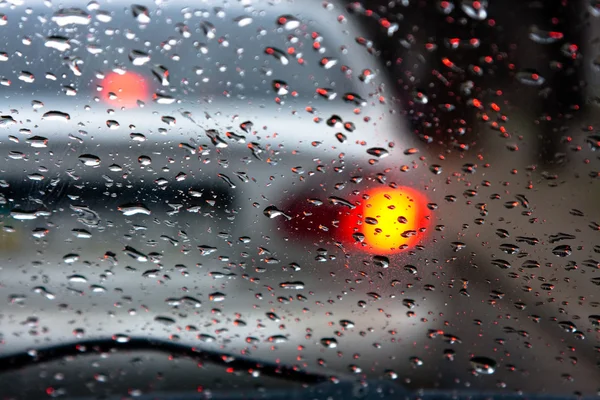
[100,71,148,108]
[284,186,431,255]
[338,187,431,254]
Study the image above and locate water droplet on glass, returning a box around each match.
[470,356,497,374]
[129,50,151,66]
[359,69,375,83]
[499,243,520,255]
[131,4,150,24]
[263,205,292,220]
[342,92,367,106]
[118,203,151,216]
[366,147,389,158]
[272,80,289,95]
[67,274,87,283]
[451,242,466,252]
[430,164,443,174]
[552,245,572,257]
[558,320,577,333]
[155,316,176,326]
[32,286,55,300]
[373,255,390,268]
[491,259,511,269]
[320,337,338,348]
[45,35,71,52]
[410,357,424,367]
[267,335,288,344]
[336,320,354,331]
[234,16,253,27]
[265,47,289,65]
[63,253,79,264]
[521,259,540,269]
[0,115,15,128]
[124,246,148,262]
[11,209,43,220]
[209,292,226,302]
[590,0,600,16]
[31,228,48,238]
[152,65,170,86]
[320,57,338,69]
[276,14,301,30]
[42,110,70,122]
[316,87,337,100]
[218,173,236,189]
[78,154,101,167]
[529,26,564,44]
[200,20,216,39]
[112,333,130,343]
[153,93,176,104]
[198,334,216,342]
[461,0,488,20]
[279,281,305,289]
[52,8,91,26]
[516,69,545,86]
[402,299,416,309]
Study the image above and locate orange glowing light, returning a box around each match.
[100,72,148,108]
[339,186,431,254]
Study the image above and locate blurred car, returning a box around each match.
[0,0,439,397]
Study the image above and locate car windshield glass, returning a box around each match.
[1,1,600,399]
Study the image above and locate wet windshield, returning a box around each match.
[1,0,599,399]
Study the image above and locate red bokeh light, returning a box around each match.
[100,71,148,108]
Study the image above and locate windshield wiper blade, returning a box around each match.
[2,339,595,400]
[0,337,330,384]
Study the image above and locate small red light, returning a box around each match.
[100,71,148,108]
